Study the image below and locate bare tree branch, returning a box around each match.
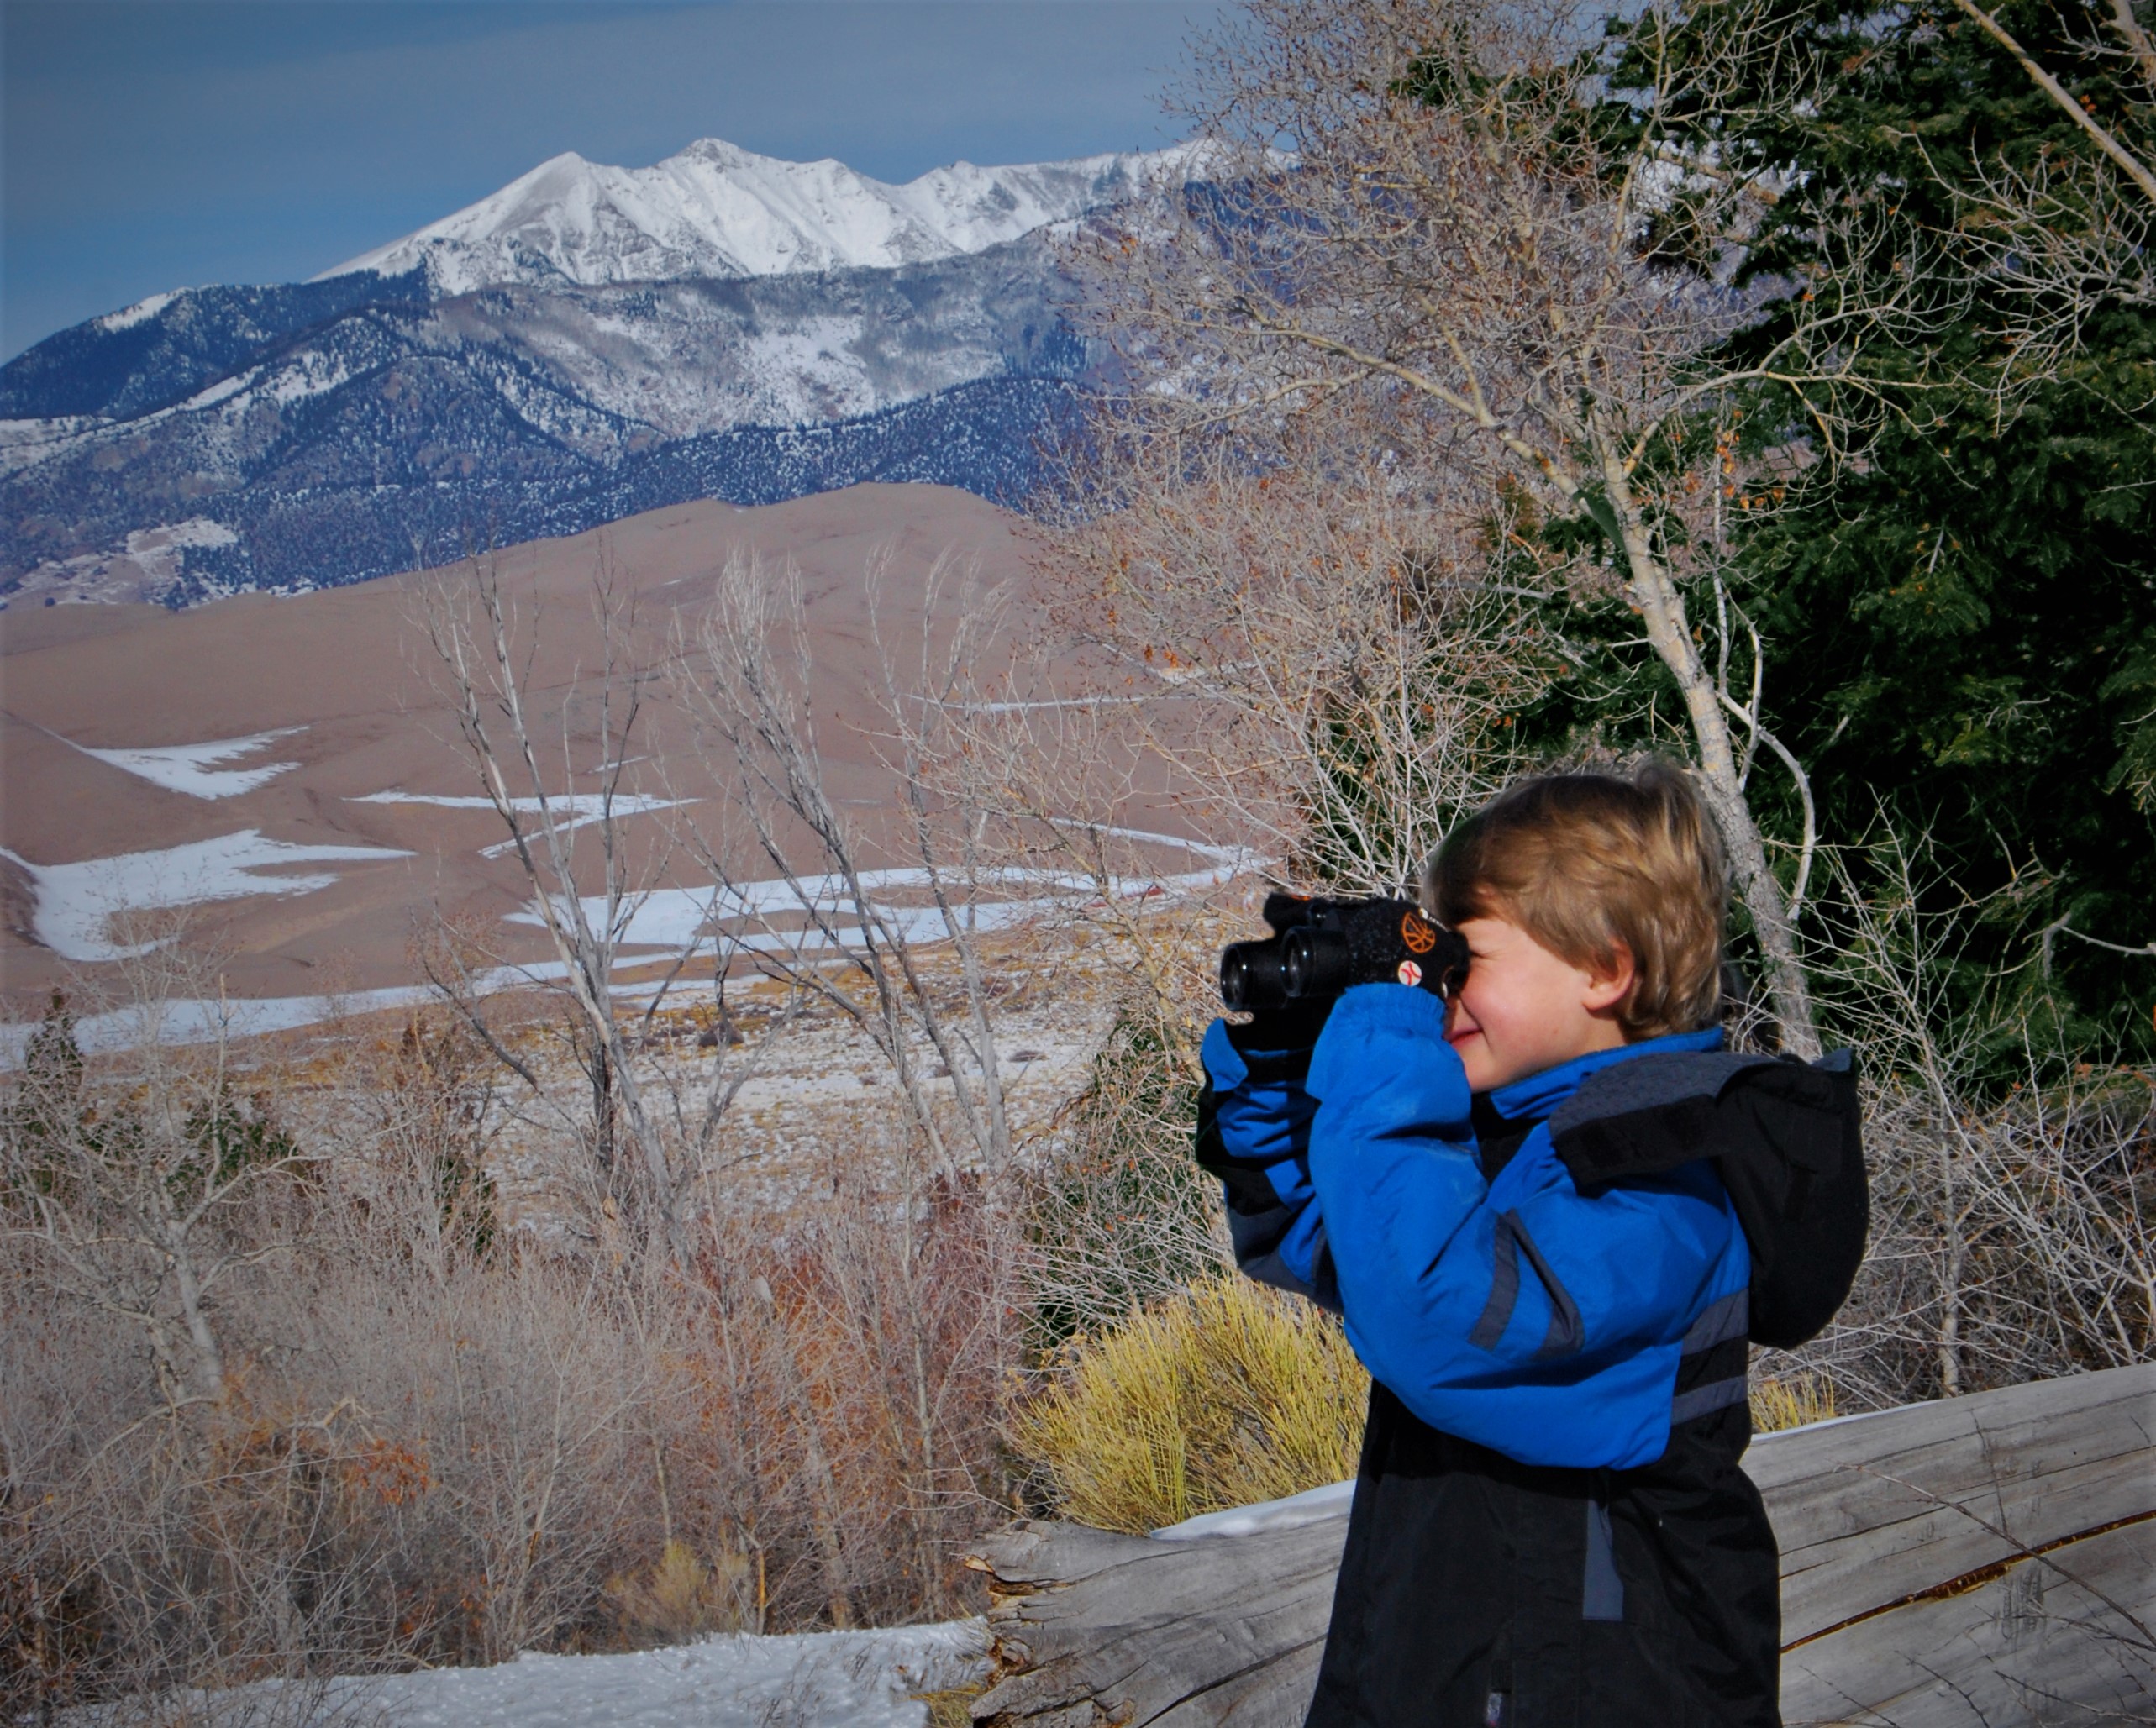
[1948,0,2156,207]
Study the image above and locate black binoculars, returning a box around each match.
[1219,893,1470,1014]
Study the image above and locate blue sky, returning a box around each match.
[3,0,1218,359]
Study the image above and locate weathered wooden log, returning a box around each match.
[968,1362,2155,1727]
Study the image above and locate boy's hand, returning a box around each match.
[1226,999,1335,1051]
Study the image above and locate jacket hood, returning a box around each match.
[1548,1045,1854,1142]
[1486,1027,1727,1127]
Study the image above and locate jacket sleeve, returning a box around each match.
[1195,1016,1340,1312]
[1304,985,1743,1463]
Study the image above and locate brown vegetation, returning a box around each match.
[1008,1276,1367,1535]
[0,966,1047,1716]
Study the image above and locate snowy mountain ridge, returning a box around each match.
[2,135,1200,608]
[323,135,1196,296]
[1,245,1088,605]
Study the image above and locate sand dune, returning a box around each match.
[1,484,1166,1016]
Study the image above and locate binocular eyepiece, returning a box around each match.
[1220,892,1470,1014]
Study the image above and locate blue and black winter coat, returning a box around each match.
[1197,984,1859,1727]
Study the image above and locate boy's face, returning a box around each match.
[1443,915,1633,1092]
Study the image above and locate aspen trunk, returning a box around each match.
[1603,449,1821,1057]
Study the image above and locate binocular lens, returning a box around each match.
[1283,928,1352,1001]
[1220,895,1468,1016]
[1220,940,1291,1012]
[1282,932,1314,997]
[1221,947,1252,1011]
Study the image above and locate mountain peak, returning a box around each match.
[318,135,1186,296]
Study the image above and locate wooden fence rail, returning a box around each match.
[966,1362,2155,1727]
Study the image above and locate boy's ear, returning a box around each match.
[1580,943,1636,1015]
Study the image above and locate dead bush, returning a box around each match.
[1763,841,2156,1410]
[1023,1001,1232,1351]
[0,973,1042,1716]
[1007,1275,1368,1535]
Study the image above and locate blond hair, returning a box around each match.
[1422,760,1727,1039]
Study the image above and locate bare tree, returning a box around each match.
[1060,0,1959,1052]
[1780,832,2156,1405]
[674,547,1029,1176]
[418,553,686,1249]
[0,947,405,1710]
[1951,0,2156,206]
[665,546,1075,1626]
[1033,402,1552,901]
[1929,0,2156,363]
[0,941,316,1421]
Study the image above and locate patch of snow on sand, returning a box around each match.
[68,1620,989,1728]
[0,827,1251,1058]
[513,836,1250,959]
[3,984,440,1061]
[0,964,597,1064]
[511,870,1060,953]
[351,790,686,856]
[1,830,413,962]
[73,727,302,799]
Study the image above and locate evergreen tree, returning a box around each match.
[1590,0,2156,1055]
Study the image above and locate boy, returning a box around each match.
[1196,764,1859,1727]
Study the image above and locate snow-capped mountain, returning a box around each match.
[2,137,1192,607]
[323,137,1191,297]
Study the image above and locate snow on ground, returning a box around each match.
[350,791,688,857]
[513,828,1250,960]
[5,518,245,607]
[265,350,357,407]
[181,370,254,411]
[513,878,1072,957]
[1150,1479,1355,1542]
[365,1620,987,1728]
[71,726,303,798]
[97,289,180,331]
[0,829,412,962]
[71,1620,990,1728]
[0,983,438,1060]
[0,822,1245,1078]
[0,960,644,1062]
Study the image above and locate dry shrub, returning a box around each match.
[604,1541,755,1644]
[1778,1066,2156,1410]
[682,1153,1025,1631]
[1770,843,2156,1411]
[1023,1001,1231,1350]
[1749,1373,1838,1434]
[1008,1275,1368,1535]
[1,980,1035,1718]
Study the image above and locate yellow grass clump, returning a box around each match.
[1009,1274,1369,1535]
[1751,1371,1838,1433]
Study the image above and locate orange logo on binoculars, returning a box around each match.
[1401,913,1438,954]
